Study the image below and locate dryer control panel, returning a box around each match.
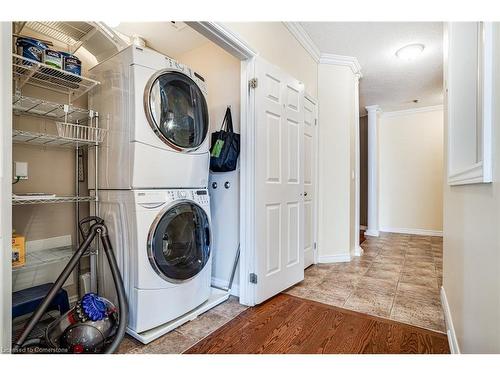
[135,189,210,207]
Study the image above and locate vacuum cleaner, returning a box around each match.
[12,216,128,354]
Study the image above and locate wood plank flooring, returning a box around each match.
[185,294,450,354]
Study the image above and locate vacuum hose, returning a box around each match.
[12,217,128,354]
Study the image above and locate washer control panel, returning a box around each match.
[194,189,209,205]
[164,189,210,205]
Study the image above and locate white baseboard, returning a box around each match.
[380,226,443,237]
[364,229,379,237]
[440,286,460,354]
[211,277,239,297]
[354,246,364,257]
[318,254,351,263]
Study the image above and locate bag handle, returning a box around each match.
[218,106,234,134]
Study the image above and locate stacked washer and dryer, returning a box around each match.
[88,45,226,343]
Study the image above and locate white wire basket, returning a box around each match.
[56,122,107,144]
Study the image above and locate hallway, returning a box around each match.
[285,233,445,332]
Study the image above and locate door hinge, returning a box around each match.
[314,118,318,126]
[249,78,258,89]
[313,242,317,250]
[249,273,258,284]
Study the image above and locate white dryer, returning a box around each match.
[89,45,210,189]
[98,188,212,334]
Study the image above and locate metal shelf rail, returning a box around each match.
[12,245,90,272]
[13,94,90,124]
[12,129,98,148]
[12,196,96,206]
[12,54,100,101]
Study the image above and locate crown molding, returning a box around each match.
[186,22,257,60]
[320,53,363,77]
[381,104,444,118]
[283,22,363,77]
[283,22,321,63]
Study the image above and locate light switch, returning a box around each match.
[14,161,28,180]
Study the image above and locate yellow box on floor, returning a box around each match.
[12,232,25,268]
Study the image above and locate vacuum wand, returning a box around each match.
[12,217,128,354]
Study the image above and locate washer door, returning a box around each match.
[145,70,209,151]
[148,201,211,282]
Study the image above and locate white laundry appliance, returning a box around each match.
[88,45,210,189]
[97,188,224,342]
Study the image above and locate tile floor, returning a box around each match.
[285,232,445,332]
[118,232,444,353]
[117,296,248,354]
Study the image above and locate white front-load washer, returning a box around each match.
[88,45,210,190]
[97,188,212,333]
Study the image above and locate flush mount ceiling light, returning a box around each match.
[396,43,425,60]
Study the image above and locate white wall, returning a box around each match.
[223,22,318,98]
[379,108,444,235]
[0,22,12,351]
[442,23,500,353]
[317,63,357,261]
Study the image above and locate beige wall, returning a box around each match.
[378,108,444,233]
[176,42,241,134]
[442,23,500,353]
[176,40,241,292]
[223,22,318,98]
[317,63,356,260]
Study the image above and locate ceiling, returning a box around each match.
[301,22,444,113]
[113,22,209,59]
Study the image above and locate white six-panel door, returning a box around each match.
[253,58,305,304]
[303,96,317,269]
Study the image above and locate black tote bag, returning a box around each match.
[210,107,240,172]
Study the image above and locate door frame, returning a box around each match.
[304,93,319,266]
[186,22,258,305]
[0,22,13,351]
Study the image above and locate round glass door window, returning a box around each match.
[146,71,209,151]
[148,201,211,282]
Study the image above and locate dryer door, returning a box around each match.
[145,71,209,152]
[148,201,211,282]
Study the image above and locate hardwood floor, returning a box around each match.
[185,294,450,354]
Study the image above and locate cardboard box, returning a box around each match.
[12,233,26,268]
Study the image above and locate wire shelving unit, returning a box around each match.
[11,30,103,295]
[12,54,100,101]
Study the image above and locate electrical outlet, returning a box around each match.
[14,161,28,180]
